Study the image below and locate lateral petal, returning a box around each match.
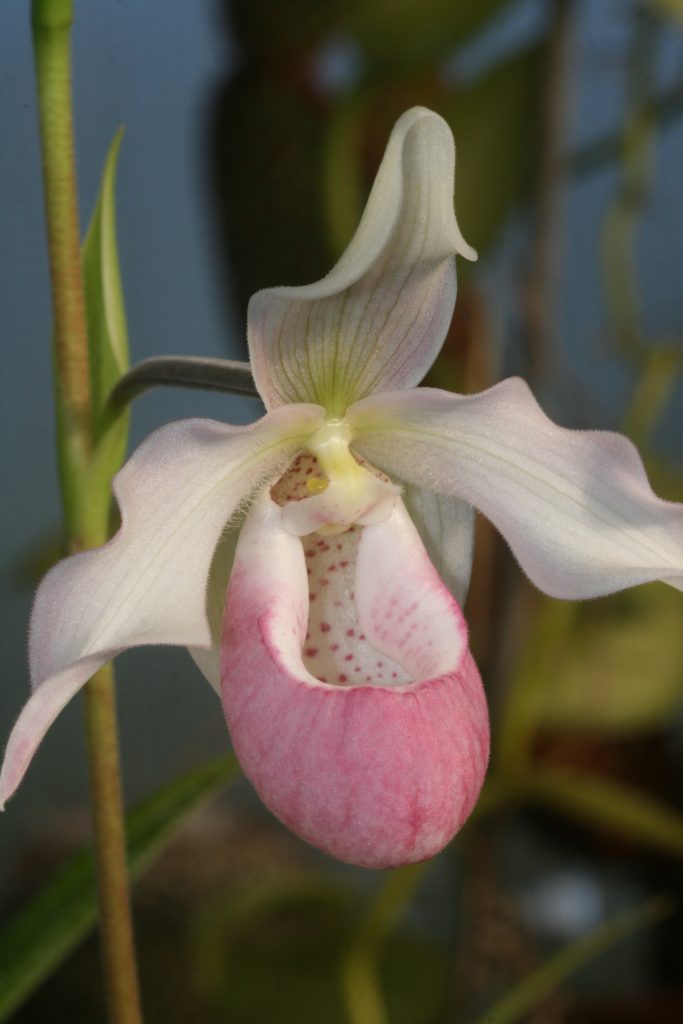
[221,493,489,868]
[0,404,324,806]
[248,107,476,416]
[402,484,475,606]
[348,379,683,599]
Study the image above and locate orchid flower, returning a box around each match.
[2,108,682,870]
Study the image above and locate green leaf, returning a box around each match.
[80,128,131,533]
[342,864,428,1024]
[439,44,546,255]
[322,99,366,259]
[0,756,239,1021]
[525,768,683,859]
[82,127,129,428]
[476,895,672,1024]
[348,0,511,70]
[648,0,683,26]
[524,586,683,737]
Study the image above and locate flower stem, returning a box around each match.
[103,354,258,430]
[32,0,91,541]
[84,665,143,1023]
[30,1,143,1021]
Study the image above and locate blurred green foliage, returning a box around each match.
[208,0,543,318]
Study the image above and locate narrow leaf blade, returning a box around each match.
[526,768,683,859]
[477,895,671,1024]
[0,756,239,1020]
[82,127,129,423]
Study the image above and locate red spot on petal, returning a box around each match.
[338,674,348,683]
[344,654,353,661]
[305,647,319,657]
[330,643,340,652]
[346,628,355,637]
[321,622,331,632]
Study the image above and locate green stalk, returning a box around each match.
[32,0,91,542]
[30,2,143,1021]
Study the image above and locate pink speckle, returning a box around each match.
[321,622,331,633]
[346,629,355,637]
[305,647,319,657]
[338,674,348,683]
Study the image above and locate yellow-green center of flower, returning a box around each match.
[271,420,398,537]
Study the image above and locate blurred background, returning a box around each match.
[1,0,683,1020]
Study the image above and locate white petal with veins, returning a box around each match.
[349,379,683,598]
[0,404,324,806]
[248,107,476,415]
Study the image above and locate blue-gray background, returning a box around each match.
[1,0,682,890]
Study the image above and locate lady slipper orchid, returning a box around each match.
[2,107,682,869]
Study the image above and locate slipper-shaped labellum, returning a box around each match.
[2,107,682,869]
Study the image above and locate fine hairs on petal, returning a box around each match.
[0,404,325,807]
[348,379,683,599]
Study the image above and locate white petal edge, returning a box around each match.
[0,404,324,807]
[401,484,475,607]
[248,106,477,415]
[348,379,683,599]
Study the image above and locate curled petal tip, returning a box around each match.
[249,106,473,413]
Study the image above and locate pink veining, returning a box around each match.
[220,488,489,868]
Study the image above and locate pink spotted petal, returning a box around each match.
[220,493,489,868]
